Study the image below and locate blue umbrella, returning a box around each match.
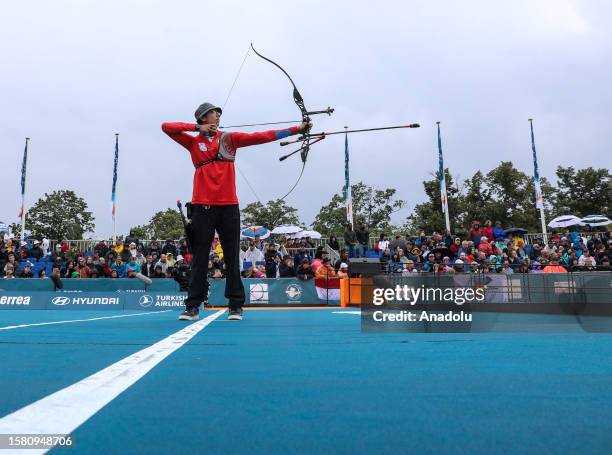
[241,226,270,239]
[504,228,528,236]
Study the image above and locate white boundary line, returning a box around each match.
[0,309,226,454]
[332,310,361,315]
[0,310,172,331]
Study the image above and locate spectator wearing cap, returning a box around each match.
[279,257,296,278]
[166,253,177,267]
[112,239,124,256]
[19,262,34,278]
[30,240,43,260]
[422,253,436,272]
[337,262,349,278]
[296,259,315,281]
[449,237,462,258]
[469,261,481,274]
[453,259,465,273]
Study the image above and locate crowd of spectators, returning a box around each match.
[2,219,610,281]
[343,220,612,275]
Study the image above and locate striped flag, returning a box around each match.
[529,120,544,209]
[344,129,353,227]
[437,123,450,232]
[111,134,119,219]
[17,138,29,219]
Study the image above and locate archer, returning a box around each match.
[162,102,310,321]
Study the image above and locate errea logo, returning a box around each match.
[51,296,71,306]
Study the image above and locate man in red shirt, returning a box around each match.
[162,102,309,321]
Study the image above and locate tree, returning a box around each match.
[312,182,405,235]
[148,209,184,240]
[551,166,612,217]
[130,224,150,239]
[240,199,301,229]
[26,190,95,240]
[485,161,554,230]
[406,170,464,234]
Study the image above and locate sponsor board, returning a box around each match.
[139,294,185,308]
[51,295,120,307]
[0,295,31,306]
[285,283,303,302]
[249,283,269,304]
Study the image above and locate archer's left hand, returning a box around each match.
[298,121,312,133]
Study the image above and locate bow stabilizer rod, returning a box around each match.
[279,123,420,147]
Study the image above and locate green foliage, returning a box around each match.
[148,209,184,240]
[312,182,405,235]
[551,166,611,217]
[26,190,95,240]
[240,199,300,229]
[130,224,150,239]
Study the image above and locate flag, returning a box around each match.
[530,120,544,209]
[437,123,449,217]
[17,138,29,219]
[344,129,353,227]
[315,277,341,301]
[111,134,119,218]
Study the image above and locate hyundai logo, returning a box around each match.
[139,295,154,308]
[51,296,71,306]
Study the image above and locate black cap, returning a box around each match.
[195,102,222,120]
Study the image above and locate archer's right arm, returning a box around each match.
[161,122,197,149]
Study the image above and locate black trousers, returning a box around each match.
[184,204,245,310]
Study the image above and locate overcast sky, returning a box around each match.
[1,0,611,237]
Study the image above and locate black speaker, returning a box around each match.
[348,258,383,276]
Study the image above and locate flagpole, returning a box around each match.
[529,119,547,242]
[344,126,354,229]
[437,123,451,234]
[19,138,30,241]
[111,133,119,242]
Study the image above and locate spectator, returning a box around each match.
[293,245,312,271]
[125,229,139,246]
[315,257,337,279]
[334,249,349,271]
[30,240,43,260]
[151,265,164,279]
[500,261,514,275]
[162,239,178,257]
[468,220,482,247]
[112,239,124,256]
[279,257,297,278]
[243,241,264,266]
[76,257,90,278]
[95,239,109,258]
[3,263,16,279]
[356,223,370,257]
[110,269,120,278]
[453,259,465,273]
[111,258,127,278]
[328,236,340,252]
[482,220,494,242]
[127,257,141,274]
[578,250,596,268]
[141,255,155,277]
[63,261,76,278]
[148,238,162,257]
[493,221,505,241]
[19,262,34,278]
[337,262,349,278]
[343,223,358,258]
[311,249,325,273]
[264,244,282,278]
[296,259,315,280]
[543,254,567,273]
[403,260,418,275]
[154,254,171,274]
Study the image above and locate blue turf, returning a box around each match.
[19,309,607,455]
